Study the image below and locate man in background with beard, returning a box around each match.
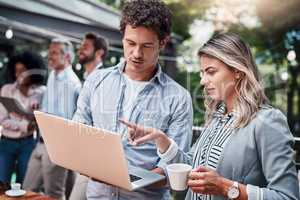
[78,32,109,80]
[68,32,108,200]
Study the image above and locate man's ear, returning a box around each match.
[64,53,72,65]
[159,36,170,50]
[95,49,105,59]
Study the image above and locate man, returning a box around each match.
[69,33,109,200]
[78,32,109,80]
[73,0,193,199]
[23,38,81,200]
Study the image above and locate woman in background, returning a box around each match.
[121,33,299,200]
[0,51,46,184]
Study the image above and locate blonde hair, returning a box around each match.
[198,33,268,128]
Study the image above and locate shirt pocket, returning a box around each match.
[135,110,170,131]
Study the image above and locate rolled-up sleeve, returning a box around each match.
[157,138,179,163]
[158,135,198,167]
[156,91,193,169]
[250,109,299,200]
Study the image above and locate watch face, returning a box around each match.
[228,187,239,199]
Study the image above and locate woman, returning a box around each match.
[0,51,46,184]
[120,33,299,200]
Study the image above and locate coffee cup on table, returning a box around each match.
[166,163,192,191]
[10,183,21,191]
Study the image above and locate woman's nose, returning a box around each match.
[200,74,208,86]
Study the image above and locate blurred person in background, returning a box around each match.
[78,32,109,80]
[0,51,46,184]
[69,32,108,200]
[23,38,81,200]
[120,33,300,200]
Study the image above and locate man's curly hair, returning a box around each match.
[120,0,172,41]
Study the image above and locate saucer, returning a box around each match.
[5,189,26,197]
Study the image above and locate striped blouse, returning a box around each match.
[159,103,298,200]
[191,102,235,200]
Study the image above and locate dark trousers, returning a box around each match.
[0,135,36,183]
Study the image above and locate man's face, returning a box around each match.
[122,25,164,74]
[48,43,66,71]
[78,38,96,65]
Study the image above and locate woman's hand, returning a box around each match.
[188,166,228,197]
[2,120,11,129]
[2,119,19,131]
[119,119,171,153]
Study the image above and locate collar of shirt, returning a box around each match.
[115,61,166,86]
[213,101,234,119]
[83,62,103,80]
[54,66,72,81]
[95,62,103,70]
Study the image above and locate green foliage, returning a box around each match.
[165,0,210,39]
[175,70,205,126]
[227,1,300,135]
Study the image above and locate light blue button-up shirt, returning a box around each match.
[73,61,193,200]
[42,66,81,119]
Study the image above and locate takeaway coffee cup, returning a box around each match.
[166,163,192,191]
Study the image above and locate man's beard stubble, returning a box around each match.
[79,52,96,65]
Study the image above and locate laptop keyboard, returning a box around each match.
[129,174,142,182]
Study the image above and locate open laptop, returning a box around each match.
[34,111,165,191]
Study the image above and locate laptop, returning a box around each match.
[34,111,165,191]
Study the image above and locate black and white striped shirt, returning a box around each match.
[191,102,235,200]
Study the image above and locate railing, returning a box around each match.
[294,137,300,170]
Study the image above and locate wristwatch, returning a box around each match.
[227,181,240,199]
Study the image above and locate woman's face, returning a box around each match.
[15,62,27,79]
[199,55,238,103]
[15,62,31,86]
